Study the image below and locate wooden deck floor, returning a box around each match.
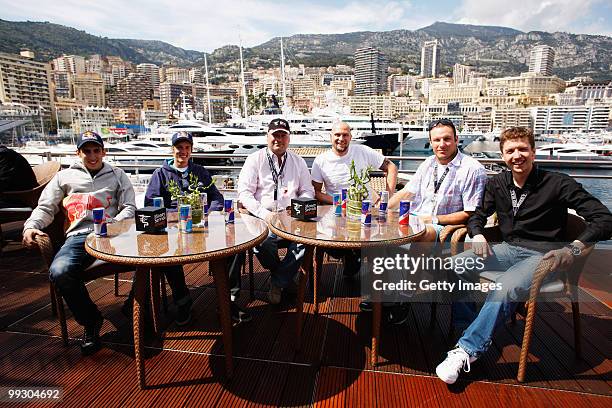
[0,228,610,407]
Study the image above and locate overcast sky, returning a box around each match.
[1,0,610,51]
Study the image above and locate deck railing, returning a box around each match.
[27,150,612,179]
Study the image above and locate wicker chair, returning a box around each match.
[448,213,593,382]
[0,161,61,251]
[34,210,134,345]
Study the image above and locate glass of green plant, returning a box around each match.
[346,160,372,222]
[167,173,215,226]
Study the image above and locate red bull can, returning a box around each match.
[379,191,389,222]
[333,192,342,216]
[399,200,410,225]
[179,204,192,233]
[200,192,209,216]
[341,188,347,214]
[152,197,163,208]
[92,207,107,236]
[361,200,372,225]
[224,199,234,224]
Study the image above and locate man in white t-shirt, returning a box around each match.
[311,121,398,276]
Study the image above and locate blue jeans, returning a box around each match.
[49,233,100,328]
[450,242,554,358]
[253,232,305,288]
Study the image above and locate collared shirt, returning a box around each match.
[407,151,487,216]
[468,166,612,249]
[238,147,315,219]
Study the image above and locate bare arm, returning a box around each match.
[388,184,415,209]
[313,181,332,204]
[380,158,397,196]
[420,210,473,225]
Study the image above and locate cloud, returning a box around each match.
[0,0,416,51]
[455,0,611,35]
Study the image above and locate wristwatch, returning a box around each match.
[432,216,439,225]
[565,243,582,257]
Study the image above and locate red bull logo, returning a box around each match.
[399,200,410,225]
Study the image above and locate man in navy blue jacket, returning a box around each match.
[142,132,251,324]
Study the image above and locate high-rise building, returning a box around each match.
[0,51,53,129]
[453,64,472,85]
[529,45,555,76]
[85,55,103,73]
[189,68,202,84]
[137,63,160,90]
[107,73,152,108]
[420,40,439,78]
[52,55,86,74]
[51,71,71,99]
[72,73,105,106]
[354,47,388,96]
[159,82,193,113]
[164,67,190,84]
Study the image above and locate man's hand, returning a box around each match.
[542,248,575,271]
[22,228,47,249]
[472,234,493,259]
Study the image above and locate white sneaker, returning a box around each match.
[435,346,477,384]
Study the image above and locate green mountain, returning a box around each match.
[1,19,610,80]
[0,19,203,65]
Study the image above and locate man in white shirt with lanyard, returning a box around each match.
[382,119,487,323]
[238,118,315,304]
[311,121,398,276]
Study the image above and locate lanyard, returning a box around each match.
[510,189,528,216]
[266,151,287,201]
[433,165,450,194]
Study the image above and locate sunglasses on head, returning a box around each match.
[427,119,455,131]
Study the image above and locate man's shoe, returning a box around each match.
[268,284,282,304]
[435,346,477,384]
[231,302,252,323]
[359,300,372,312]
[81,316,103,356]
[175,302,192,327]
[386,303,410,325]
[343,255,361,277]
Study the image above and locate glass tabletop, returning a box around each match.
[86,211,268,263]
[269,205,426,248]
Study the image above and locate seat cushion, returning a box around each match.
[479,270,565,293]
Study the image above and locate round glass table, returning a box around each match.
[268,205,428,366]
[85,211,268,389]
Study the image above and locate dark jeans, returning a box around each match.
[49,233,100,328]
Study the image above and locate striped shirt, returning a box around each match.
[406,151,487,216]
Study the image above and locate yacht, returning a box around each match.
[398,129,483,155]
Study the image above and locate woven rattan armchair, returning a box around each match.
[33,210,134,345]
[0,161,61,250]
[448,213,593,382]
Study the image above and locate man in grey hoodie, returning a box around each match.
[22,131,136,355]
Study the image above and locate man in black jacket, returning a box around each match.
[435,127,612,385]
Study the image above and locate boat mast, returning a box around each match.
[204,53,213,123]
[280,37,287,109]
[239,36,249,120]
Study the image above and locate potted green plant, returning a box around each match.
[167,173,215,225]
[346,160,373,222]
